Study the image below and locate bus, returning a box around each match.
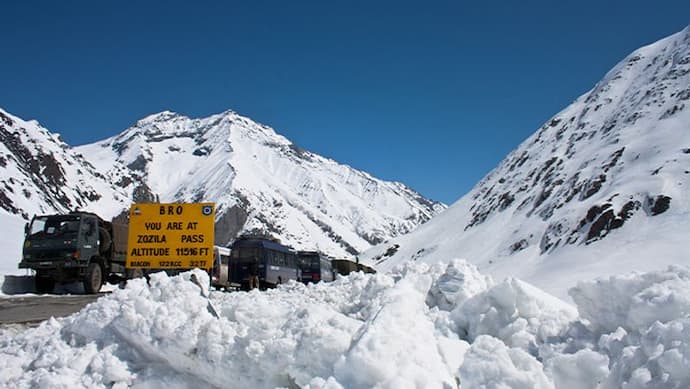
[331,259,376,276]
[298,251,335,284]
[229,237,300,290]
[210,246,231,290]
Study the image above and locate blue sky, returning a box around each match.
[1,1,688,204]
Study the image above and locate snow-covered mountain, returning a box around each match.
[0,108,130,220]
[362,26,690,300]
[76,110,445,257]
[0,106,445,270]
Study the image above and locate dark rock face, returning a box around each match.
[0,111,14,126]
[0,189,21,215]
[132,183,158,204]
[573,197,659,244]
[127,155,148,172]
[510,239,529,253]
[192,147,211,156]
[586,209,617,242]
[0,122,72,214]
[214,203,249,245]
[0,110,133,220]
[372,243,401,264]
[647,195,671,216]
[540,220,568,253]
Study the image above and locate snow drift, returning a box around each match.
[2,262,689,388]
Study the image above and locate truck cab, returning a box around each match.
[19,212,123,293]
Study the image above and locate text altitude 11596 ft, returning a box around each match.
[126,203,216,270]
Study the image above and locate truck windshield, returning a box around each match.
[28,215,81,238]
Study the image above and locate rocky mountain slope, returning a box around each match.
[361,26,690,299]
[0,106,445,265]
[0,108,130,220]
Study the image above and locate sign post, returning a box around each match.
[126,203,215,270]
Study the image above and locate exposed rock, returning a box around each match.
[127,155,148,172]
[192,147,211,156]
[580,174,607,200]
[646,195,671,216]
[586,209,617,242]
[510,239,529,253]
[132,183,158,203]
[540,220,568,253]
[214,204,249,245]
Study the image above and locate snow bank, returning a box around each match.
[567,266,690,388]
[569,265,690,334]
[425,259,493,310]
[460,335,553,389]
[1,262,690,388]
[451,277,578,350]
[333,265,456,388]
[545,349,609,389]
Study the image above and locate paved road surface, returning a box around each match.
[0,294,105,326]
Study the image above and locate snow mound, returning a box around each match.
[566,265,690,388]
[569,265,690,334]
[599,318,690,389]
[1,263,690,388]
[425,259,494,310]
[451,275,578,350]
[545,349,609,389]
[460,335,553,389]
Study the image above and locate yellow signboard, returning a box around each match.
[126,203,215,269]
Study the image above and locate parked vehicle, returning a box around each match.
[210,246,231,290]
[18,212,128,294]
[331,258,376,276]
[298,251,335,284]
[229,237,300,290]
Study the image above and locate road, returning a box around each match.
[0,294,104,326]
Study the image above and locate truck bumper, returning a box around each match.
[19,259,79,269]
[18,259,85,282]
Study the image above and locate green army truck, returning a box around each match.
[18,211,128,294]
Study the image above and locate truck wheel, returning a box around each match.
[84,262,103,294]
[35,276,55,294]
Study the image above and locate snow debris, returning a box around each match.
[569,265,690,334]
[425,259,494,311]
[1,263,690,388]
[545,349,609,389]
[451,276,578,350]
[459,335,553,389]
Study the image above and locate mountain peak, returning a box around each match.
[138,110,182,123]
[2,104,446,258]
[63,108,446,257]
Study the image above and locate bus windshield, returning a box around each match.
[304,255,320,270]
[232,247,259,262]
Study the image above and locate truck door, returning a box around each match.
[81,217,99,262]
